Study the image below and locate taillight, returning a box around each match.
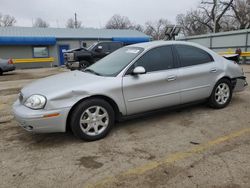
[8,59,13,64]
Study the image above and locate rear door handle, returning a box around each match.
[167,75,177,81]
[210,68,217,73]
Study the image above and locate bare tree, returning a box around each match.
[177,11,210,36]
[176,0,235,36]
[66,18,82,28]
[130,24,144,32]
[33,18,49,28]
[105,14,144,32]
[105,14,133,29]
[200,0,234,32]
[229,0,250,29]
[219,14,239,31]
[144,19,171,40]
[0,13,16,27]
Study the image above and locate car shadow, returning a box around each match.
[114,102,208,130]
[11,102,212,147]
[11,131,83,150]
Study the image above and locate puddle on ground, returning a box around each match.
[77,156,103,169]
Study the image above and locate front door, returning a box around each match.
[122,45,181,115]
[58,45,69,66]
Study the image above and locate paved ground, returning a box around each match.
[0,66,250,188]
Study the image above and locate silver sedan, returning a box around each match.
[13,41,248,141]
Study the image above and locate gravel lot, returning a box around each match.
[0,66,250,188]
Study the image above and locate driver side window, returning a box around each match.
[132,46,174,73]
[94,43,109,53]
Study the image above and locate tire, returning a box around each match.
[0,69,3,76]
[78,60,90,70]
[209,78,232,109]
[70,98,115,141]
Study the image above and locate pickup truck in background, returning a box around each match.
[64,41,124,70]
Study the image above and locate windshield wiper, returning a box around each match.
[84,69,102,76]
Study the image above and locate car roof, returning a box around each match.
[127,40,221,62]
[129,40,204,50]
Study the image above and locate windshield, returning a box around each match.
[84,47,144,76]
[87,42,98,51]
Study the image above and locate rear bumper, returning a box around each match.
[233,76,248,92]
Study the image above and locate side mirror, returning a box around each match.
[95,46,103,52]
[132,66,146,75]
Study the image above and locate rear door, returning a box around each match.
[173,44,218,103]
[122,45,181,115]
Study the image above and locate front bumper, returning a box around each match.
[233,76,248,92]
[65,61,79,70]
[3,65,15,72]
[12,101,70,133]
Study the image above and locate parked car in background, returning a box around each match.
[64,41,124,70]
[0,58,15,75]
[13,41,247,141]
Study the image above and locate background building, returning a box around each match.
[0,27,150,68]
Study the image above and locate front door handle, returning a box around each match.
[210,68,217,73]
[167,75,177,81]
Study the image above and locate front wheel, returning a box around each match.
[78,60,90,70]
[70,99,115,141]
[209,79,232,109]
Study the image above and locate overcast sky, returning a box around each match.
[1,0,200,28]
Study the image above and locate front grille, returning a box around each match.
[64,53,75,62]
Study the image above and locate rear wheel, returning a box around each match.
[70,98,115,141]
[209,78,232,109]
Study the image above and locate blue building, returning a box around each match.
[0,27,150,68]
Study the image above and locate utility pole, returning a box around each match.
[74,13,77,28]
[214,0,218,33]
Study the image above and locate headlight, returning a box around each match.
[24,95,47,110]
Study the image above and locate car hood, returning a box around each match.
[21,71,104,99]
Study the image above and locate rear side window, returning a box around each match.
[109,43,123,52]
[134,46,174,73]
[99,43,109,52]
[175,45,213,67]
[93,43,109,52]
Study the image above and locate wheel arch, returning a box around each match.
[208,75,233,97]
[208,75,233,109]
[66,95,121,132]
[219,76,232,83]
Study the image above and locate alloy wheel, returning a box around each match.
[215,83,230,105]
[79,106,109,136]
